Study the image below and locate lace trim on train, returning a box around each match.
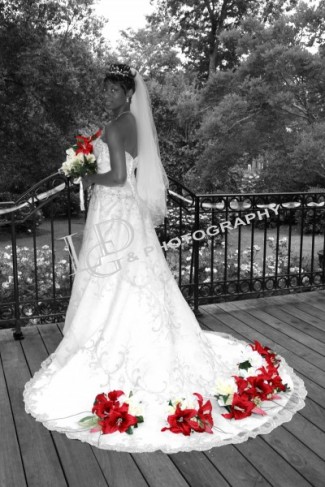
[23,330,307,454]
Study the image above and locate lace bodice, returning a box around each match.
[92,137,138,196]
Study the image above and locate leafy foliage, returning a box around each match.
[148,0,298,79]
[194,8,325,192]
[0,0,110,193]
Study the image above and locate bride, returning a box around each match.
[23,64,307,453]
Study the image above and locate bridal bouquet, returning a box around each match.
[214,340,290,420]
[161,392,214,436]
[59,128,102,210]
[78,389,144,435]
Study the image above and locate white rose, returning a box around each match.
[237,349,265,377]
[61,161,72,175]
[76,152,86,162]
[86,154,96,164]
[123,396,143,416]
[167,405,176,415]
[214,377,237,397]
[179,399,196,410]
[66,148,76,159]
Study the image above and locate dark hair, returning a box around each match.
[104,63,136,94]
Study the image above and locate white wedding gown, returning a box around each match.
[23,136,307,453]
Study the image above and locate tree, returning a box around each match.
[148,0,298,79]
[145,71,202,181]
[193,6,325,192]
[115,23,182,80]
[0,0,110,192]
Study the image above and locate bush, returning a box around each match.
[41,189,81,218]
[294,208,325,235]
[0,245,71,298]
[0,245,71,325]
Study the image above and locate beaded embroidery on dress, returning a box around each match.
[23,136,307,453]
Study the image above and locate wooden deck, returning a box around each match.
[0,290,324,487]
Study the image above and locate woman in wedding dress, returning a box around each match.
[23,64,307,454]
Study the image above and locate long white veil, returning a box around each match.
[130,68,169,227]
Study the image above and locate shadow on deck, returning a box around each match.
[0,290,324,487]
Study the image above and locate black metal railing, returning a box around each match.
[1,172,325,338]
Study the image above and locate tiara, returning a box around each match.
[105,64,135,79]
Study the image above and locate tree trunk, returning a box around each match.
[208,42,219,78]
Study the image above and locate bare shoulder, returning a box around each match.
[116,112,136,131]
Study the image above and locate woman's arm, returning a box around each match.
[82,122,127,189]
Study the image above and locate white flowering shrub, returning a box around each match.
[166,234,312,288]
[0,244,71,301]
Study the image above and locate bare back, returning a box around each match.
[115,112,138,159]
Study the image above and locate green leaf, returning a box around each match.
[77,415,99,427]
[126,426,134,435]
[238,360,252,371]
[221,394,230,403]
[136,415,144,423]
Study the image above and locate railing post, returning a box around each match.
[10,207,24,340]
[193,195,201,316]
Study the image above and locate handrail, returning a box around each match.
[1,171,325,217]
[0,172,196,217]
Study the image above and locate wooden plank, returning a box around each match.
[204,445,271,486]
[294,302,325,322]
[235,437,311,487]
[0,328,68,487]
[57,322,273,487]
[132,452,190,487]
[200,305,325,411]
[229,305,325,357]
[169,452,230,487]
[202,305,325,389]
[91,451,149,487]
[199,307,325,406]
[0,338,27,487]
[1,287,324,487]
[40,324,193,487]
[198,309,325,433]
[262,427,325,487]
[260,306,325,344]
[288,291,325,312]
[283,413,325,462]
[278,304,325,333]
[218,291,325,312]
[213,303,325,368]
[21,325,109,487]
[216,293,305,311]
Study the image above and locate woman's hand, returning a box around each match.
[81,174,94,190]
